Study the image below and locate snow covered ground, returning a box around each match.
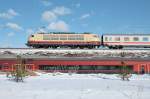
[1,48,150,55]
[0,73,150,99]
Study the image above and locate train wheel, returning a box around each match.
[87,46,93,49]
[94,46,100,49]
[44,46,49,48]
[52,46,57,49]
[118,45,123,49]
[79,46,84,49]
[108,46,113,49]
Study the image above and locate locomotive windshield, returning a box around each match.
[31,35,34,37]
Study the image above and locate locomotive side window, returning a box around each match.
[124,37,130,41]
[77,37,84,40]
[60,37,67,40]
[115,37,120,41]
[77,35,84,40]
[68,38,76,40]
[68,35,84,40]
[60,35,67,40]
[43,35,60,40]
[51,37,59,40]
[93,35,97,37]
[43,35,51,40]
[133,37,139,41]
[143,37,149,41]
[68,35,76,40]
[78,35,84,40]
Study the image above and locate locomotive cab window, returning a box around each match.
[31,35,34,37]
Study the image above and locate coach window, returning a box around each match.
[124,37,130,41]
[133,37,139,41]
[109,37,112,41]
[143,37,149,41]
[105,37,108,41]
[115,37,120,41]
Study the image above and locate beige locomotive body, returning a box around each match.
[27,32,101,48]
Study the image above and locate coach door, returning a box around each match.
[140,65,145,74]
[140,64,147,74]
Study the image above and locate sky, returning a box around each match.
[0,0,150,47]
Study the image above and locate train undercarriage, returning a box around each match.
[27,43,150,49]
[27,44,100,49]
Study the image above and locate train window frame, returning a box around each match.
[115,37,120,41]
[133,37,139,41]
[93,35,98,38]
[68,38,76,40]
[109,37,112,41]
[43,36,50,40]
[60,37,67,40]
[142,37,149,42]
[51,37,59,40]
[76,38,84,40]
[105,37,108,41]
[124,37,130,41]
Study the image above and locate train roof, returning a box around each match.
[37,32,92,34]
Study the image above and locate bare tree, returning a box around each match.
[8,55,27,82]
[119,52,132,81]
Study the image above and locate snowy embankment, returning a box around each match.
[1,49,150,58]
[0,73,150,99]
[0,49,150,55]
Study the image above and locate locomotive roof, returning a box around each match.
[38,32,92,34]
